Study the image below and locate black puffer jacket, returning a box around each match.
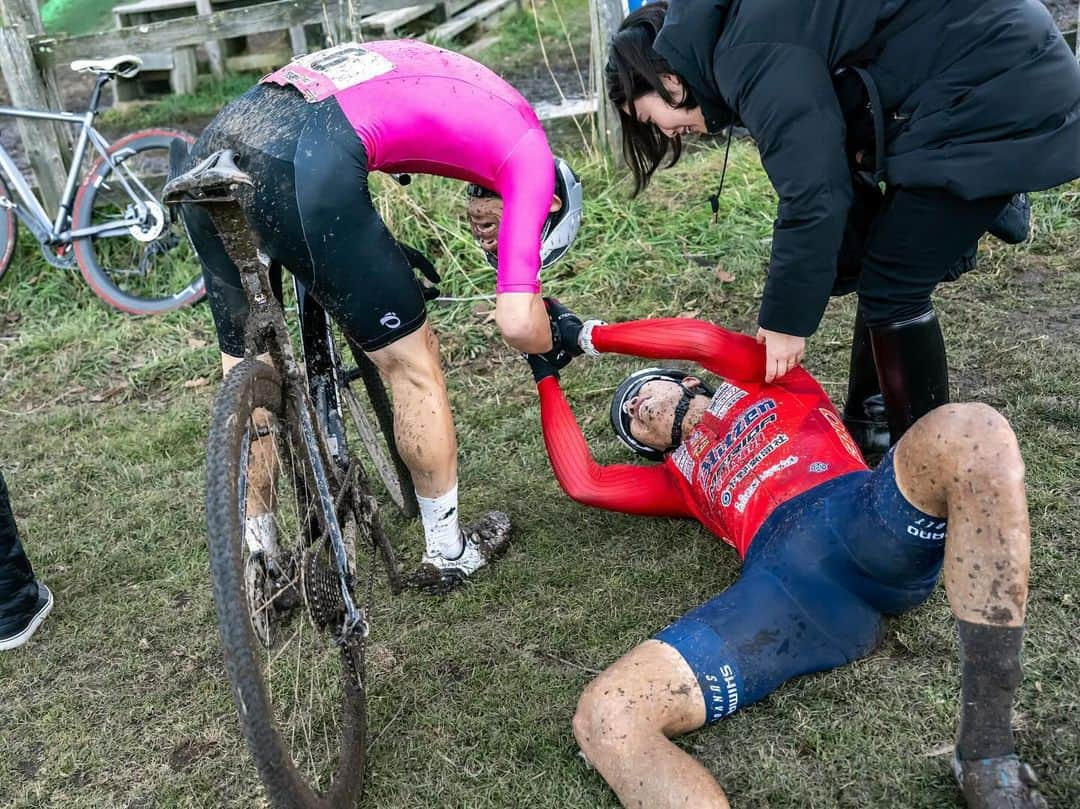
[654,0,1080,336]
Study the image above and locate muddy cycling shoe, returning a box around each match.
[953,755,1048,809]
[406,511,512,595]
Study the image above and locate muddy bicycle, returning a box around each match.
[164,149,409,808]
[0,55,201,314]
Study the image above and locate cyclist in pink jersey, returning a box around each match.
[176,42,583,591]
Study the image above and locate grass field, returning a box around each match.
[2,3,1080,806]
[0,140,1077,808]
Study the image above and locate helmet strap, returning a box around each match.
[668,384,700,451]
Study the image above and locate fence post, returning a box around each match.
[0,0,71,211]
[589,0,624,159]
[194,0,225,78]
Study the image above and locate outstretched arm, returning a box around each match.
[536,377,691,518]
[589,319,765,382]
[587,317,835,410]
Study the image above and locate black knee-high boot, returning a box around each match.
[842,309,891,461]
[869,310,950,444]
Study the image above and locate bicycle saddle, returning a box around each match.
[163,149,254,205]
[70,55,142,79]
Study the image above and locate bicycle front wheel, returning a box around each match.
[72,129,204,315]
[206,358,368,809]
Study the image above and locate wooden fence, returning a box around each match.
[0,0,626,208]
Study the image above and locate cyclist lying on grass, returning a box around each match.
[178,41,582,592]
[523,304,1046,809]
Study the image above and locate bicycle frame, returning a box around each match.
[0,75,157,245]
[239,264,368,642]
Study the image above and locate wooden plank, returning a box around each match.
[534,95,597,121]
[113,0,195,15]
[287,23,307,54]
[31,0,418,67]
[0,0,71,210]
[170,44,197,93]
[424,0,514,42]
[194,0,225,78]
[588,0,624,157]
[361,4,436,35]
[224,49,290,71]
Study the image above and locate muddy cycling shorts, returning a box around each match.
[181,83,427,356]
[654,447,947,724]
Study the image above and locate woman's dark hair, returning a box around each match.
[605,1,696,195]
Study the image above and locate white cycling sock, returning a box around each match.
[417,484,463,560]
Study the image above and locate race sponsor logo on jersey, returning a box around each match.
[670,444,695,483]
[707,383,748,419]
[703,664,742,721]
[687,431,711,458]
[717,434,790,506]
[698,399,777,483]
[818,407,863,461]
[809,461,829,473]
[731,451,797,513]
[292,43,395,94]
[907,516,947,542]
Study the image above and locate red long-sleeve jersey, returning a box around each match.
[537,319,868,558]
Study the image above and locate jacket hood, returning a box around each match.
[653,0,735,133]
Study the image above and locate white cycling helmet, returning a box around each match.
[468,157,583,270]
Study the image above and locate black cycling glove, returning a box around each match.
[544,297,584,357]
[524,352,559,384]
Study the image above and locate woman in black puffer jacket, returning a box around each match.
[606,0,1080,453]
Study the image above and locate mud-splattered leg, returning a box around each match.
[573,640,730,809]
[894,403,1045,809]
[368,324,463,564]
[367,322,457,499]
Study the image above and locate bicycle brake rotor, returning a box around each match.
[129,200,166,242]
[245,554,272,646]
[302,543,346,631]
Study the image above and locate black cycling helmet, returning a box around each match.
[468,157,583,270]
[610,368,714,461]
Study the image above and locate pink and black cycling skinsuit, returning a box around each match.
[184,41,556,357]
[262,40,555,294]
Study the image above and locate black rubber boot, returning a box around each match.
[869,310,950,444]
[842,309,891,463]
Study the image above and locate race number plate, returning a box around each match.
[263,43,395,102]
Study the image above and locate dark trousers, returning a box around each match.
[0,471,39,633]
[856,187,1012,326]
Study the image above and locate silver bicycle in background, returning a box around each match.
[0,55,203,314]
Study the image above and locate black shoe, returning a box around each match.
[0,583,53,651]
[988,193,1031,245]
[870,310,950,443]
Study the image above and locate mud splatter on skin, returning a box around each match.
[894,404,1031,627]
